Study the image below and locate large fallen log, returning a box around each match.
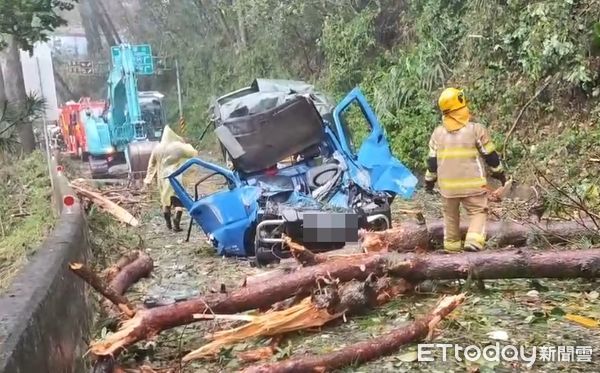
[249,217,600,288]
[108,251,154,296]
[90,248,600,356]
[242,294,466,373]
[360,218,598,252]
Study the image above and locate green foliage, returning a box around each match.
[143,0,600,175]
[0,94,46,154]
[0,151,54,290]
[0,0,77,52]
[320,10,378,95]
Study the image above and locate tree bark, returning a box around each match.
[242,294,466,373]
[53,70,75,103]
[360,218,598,253]
[183,275,386,361]
[96,0,123,44]
[89,247,600,357]
[4,36,35,153]
[70,251,153,320]
[109,251,154,295]
[249,218,599,286]
[102,250,141,283]
[87,0,119,47]
[236,1,247,49]
[69,262,136,317]
[79,0,104,56]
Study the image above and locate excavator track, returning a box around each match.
[89,155,109,179]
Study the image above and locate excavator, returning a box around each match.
[81,43,167,179]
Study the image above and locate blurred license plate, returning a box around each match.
[303,212,358,243]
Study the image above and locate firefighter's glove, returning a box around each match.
[491,171,507,186]
[425,180,436,194]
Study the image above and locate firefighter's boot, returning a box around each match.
[163,211,173,230]
[173,211,183,232]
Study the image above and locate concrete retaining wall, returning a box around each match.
[0,154,92,373]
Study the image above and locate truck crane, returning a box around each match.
[81,43,167,179]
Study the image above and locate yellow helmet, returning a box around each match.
[438,88,467,114]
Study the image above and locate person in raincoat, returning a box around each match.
[143,125,198,231]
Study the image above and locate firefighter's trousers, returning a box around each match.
[442,194,488,252]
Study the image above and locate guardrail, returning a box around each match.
[0,152,92,373]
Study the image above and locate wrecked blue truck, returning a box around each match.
[168,79,417,265]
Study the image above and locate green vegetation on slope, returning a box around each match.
[0,151,55,290]
[135,0,600,183]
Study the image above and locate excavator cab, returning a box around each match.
[126,91,167,181]
[138,91,167,141]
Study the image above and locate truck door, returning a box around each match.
[332,88,417,199]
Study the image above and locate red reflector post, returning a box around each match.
[63,195,75,207]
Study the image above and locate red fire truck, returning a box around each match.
[58,97,105,160]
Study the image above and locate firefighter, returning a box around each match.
[143,125,198,232]
[424,88,507,252]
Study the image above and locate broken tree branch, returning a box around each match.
[503,75,553,160]
[242,294,466,373]
[71,183,139,226]
[89,247,600,357]
[69,263,135,317]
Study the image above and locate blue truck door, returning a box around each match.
[333,88,418,199]
[168,158,260,256]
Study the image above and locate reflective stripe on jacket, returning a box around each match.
[428,122,495,198]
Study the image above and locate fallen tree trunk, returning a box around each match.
[102,250,141,283]
[108,251,154,295]
[90,247,600,356]
[89,252,155,372]
[242,294,466,373]
[69,263,135,317]
[246,218,599,288]
[101,251,154,323]
[360,218,598,252]
[70,251,153,321]
[242,246,366,287]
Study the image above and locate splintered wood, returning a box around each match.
[70,178,141,226]
[183,297,343,361]
[486,178,514,202]
[242,294,466,373]
[184,275,412,362]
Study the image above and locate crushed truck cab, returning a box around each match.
[169,79,417,265]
